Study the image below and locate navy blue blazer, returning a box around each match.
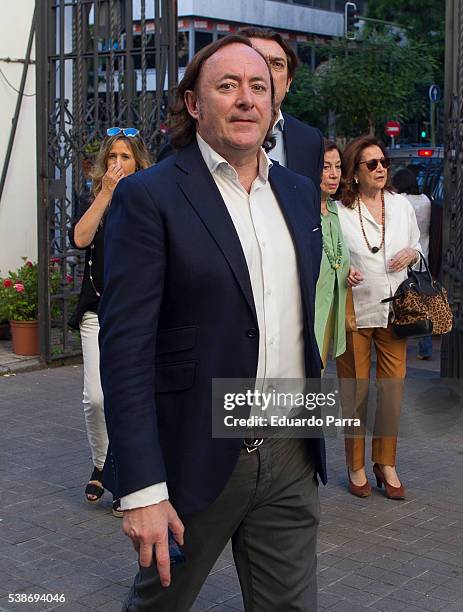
[281,112,324,187]
[99,140,327,515]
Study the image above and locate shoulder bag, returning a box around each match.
[381,254,453,339]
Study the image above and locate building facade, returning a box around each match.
[0,0,36,276]
[134,0,362,77]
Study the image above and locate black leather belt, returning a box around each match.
[243,438,264,453]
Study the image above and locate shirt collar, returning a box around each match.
[326,196,339,215]
[273,109,285,132]
[196,132,273,183]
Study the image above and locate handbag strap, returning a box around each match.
[381,252,429,304]
[381,294,400,303]
[407,252,432,286]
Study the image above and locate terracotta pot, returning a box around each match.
[9,320,40,356]
[0,322,11,340]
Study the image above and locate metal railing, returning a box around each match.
[35,0,178,362]
[441,0,463,376]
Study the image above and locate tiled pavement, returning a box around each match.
[0,339,40,375]
[0,344,462,612]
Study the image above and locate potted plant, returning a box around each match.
[0,258,70,356]
[0,259,41,355]
[0,297,10,340]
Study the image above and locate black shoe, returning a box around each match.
[85,467,104,504]
[112,498,123,518]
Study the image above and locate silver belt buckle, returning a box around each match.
[244,438,264,454]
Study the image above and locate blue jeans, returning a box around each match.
[418,335,433,358]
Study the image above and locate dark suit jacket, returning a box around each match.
[281,112,324,187]
[99,140,327,515]
[157,112,324,187]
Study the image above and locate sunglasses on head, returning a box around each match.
[106,127,140,138]
[358,157,391,171]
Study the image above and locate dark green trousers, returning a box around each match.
[123,438,320,612]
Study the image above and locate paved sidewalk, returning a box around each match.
[0,357,462,612]
[0,339,41,375]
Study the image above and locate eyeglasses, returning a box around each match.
[358,157,391,171]
[106,127,140,138]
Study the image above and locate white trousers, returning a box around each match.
[80,311,108,471]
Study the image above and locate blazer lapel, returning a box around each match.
[175,142,257,323]
[282,113,304,176]
[282,113,296,171]
[326,198,340,248]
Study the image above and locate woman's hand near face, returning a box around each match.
[347,265,364,287]
[101,163,124,197]
[73,164,123,249]
[388,248,419,272]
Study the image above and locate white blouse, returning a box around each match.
[337,191,421,329]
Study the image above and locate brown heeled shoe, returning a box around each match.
[373,463,406,500]
[347,469,371,497]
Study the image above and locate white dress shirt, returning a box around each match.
[121,134,305,510]
[337,191,421,329]
[268,109,286,168]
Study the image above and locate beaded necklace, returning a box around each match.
[321,205,343,270]
[88,244,101,298]
[357,190,385,254]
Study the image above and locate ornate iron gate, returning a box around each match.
[442,0,463,376]
[35,0,177,362]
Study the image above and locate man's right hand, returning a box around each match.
[122,500,184,587]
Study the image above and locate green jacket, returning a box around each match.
[314,198,350,360]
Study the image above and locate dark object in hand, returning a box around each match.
[168,530,186,566]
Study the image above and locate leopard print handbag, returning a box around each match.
[381,254,453,339]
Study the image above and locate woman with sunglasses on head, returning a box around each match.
[336,135,420,500]
[315,140,363,369]
[69,128,152,515]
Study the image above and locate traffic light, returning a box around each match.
[345,2,359,40]
[420,122,430,141]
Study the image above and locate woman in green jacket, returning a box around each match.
[315,140,362,368]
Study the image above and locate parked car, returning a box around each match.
[388,146,444,206]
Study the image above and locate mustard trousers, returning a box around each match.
[336,325,407,470]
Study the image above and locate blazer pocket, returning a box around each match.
[156,325,198,356]
[155,359,196,393]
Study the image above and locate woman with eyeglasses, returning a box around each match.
[69,128,152,515]
[315,140,363,369]
[336,135,420,500]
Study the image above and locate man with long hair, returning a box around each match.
[100,35,325,611]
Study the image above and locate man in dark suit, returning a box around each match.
[99,34,326,612]
[239,27,324,186]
